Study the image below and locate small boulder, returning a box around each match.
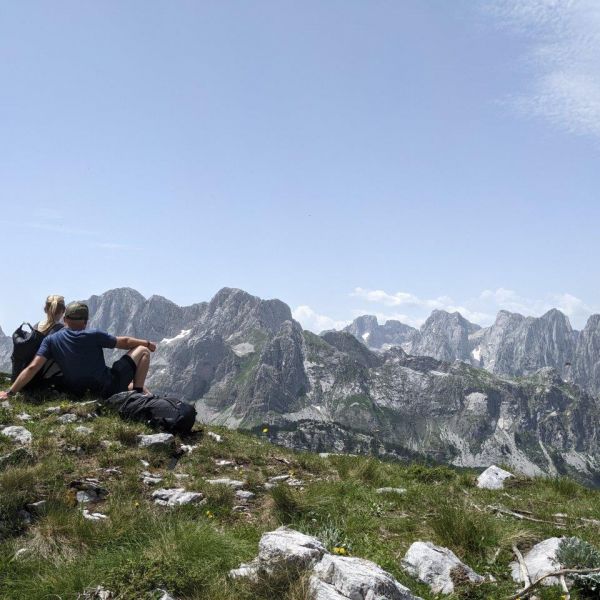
[137,433,175,448]
[154,590,177,600]
[1,426,32,445]
[57,413,78,424]
[81,586,113,599]
[26,500,47,514]
[206,478,245,489]
[510,537,565,586]
[152,488,205,507]
[141,471,163,485]
[207,431,223,443]
[236,490,255,501]
[476,465,512,490]
[180,444,197,454]
[70,479,109,504]
[401,541,484,594]
[83,509,109,521]
[17,413,33,421]
[45,406,62,414]
[269,474,290,484]
[311,554,422,600]
[75,425,93,435]
[376,487,406,495]
[230,527,327,580]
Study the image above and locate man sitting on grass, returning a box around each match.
[0,302,157,400]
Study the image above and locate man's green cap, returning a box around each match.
[65,302,89,321]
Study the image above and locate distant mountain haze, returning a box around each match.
[2,287,600,484]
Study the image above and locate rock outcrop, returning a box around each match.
[343,316,416,351]
[231,527,422,599]
[402,541,484,594]
[405,310,480,363]
[6,287,600,484]
[476,465,513,490]
[0,326,11,373]
[509,537,565,586]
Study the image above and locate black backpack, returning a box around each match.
[11,322,63,385]
[102,391,197,435]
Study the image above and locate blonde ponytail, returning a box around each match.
[38,295,66,335]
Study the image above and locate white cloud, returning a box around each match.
[294,288,598,334]
[352,287,494,325]
[489,0,600,138]
[352,287,597,329]
[292,305,350,333]
[350,309,424,329]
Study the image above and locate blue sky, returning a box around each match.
[1,1,599,333]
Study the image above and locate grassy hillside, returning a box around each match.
[1,374,599,599]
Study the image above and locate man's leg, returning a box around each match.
[126,346,151,392]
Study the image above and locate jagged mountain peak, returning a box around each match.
[424,309,480,332]
[584,313,600,329]
[203,287,293,339]
[88,287,147,304]
[321,330,383,368]
[343,314,416,351]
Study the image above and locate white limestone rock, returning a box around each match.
[83,509,109,521]
[152,488,205,507]
[137,433,175,448]
[141,471,164,485]
[311,554,422,600]
[376,487,406,495]
[57,413,78,424]
[258,527,326,567]
[476,465,513,490]
[206,478,245,489]
[510,537,565,586]
[180,444,198,454]
[1,426,32,445]
[154,590,177,600]
[401,541,484,594]
[236,490,255,501]
[17,412,33,421]
[229,526,327,580]
[269,474,290,483]
[26,500,47,514]
[207,431,223,443]
[75,425,93,435]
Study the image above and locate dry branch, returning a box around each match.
[506,567,600,600]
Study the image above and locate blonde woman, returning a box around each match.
[36,295,66,336]
[9,294,66,388]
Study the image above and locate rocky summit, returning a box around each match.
[345,307,600,399]
[3,287,600,485]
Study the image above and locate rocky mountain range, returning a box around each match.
[0,326,11,374]
[2,287,600,484]
[344,308,600,397]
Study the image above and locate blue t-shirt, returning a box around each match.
[37,328,117,393]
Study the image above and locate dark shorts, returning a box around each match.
[102,355,136,399]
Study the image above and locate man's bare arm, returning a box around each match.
[0,355,47,399]
[115,337,157,352]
